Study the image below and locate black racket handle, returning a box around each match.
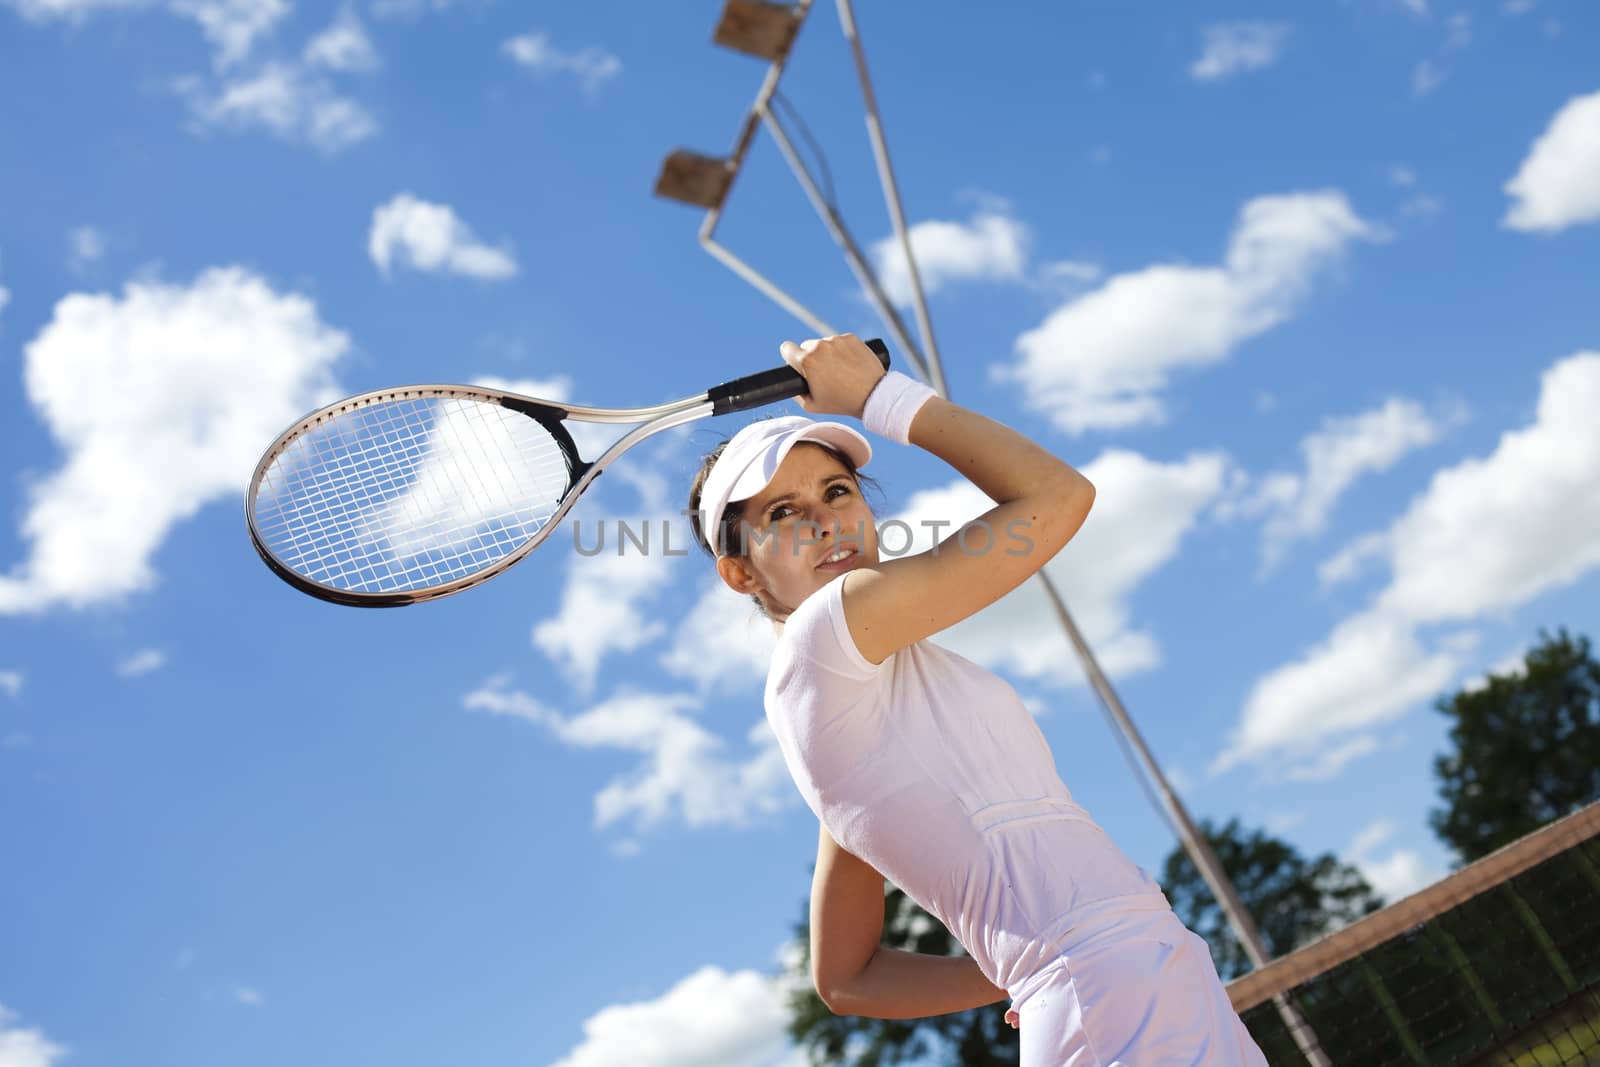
[709,338,891,417]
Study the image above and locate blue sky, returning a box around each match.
[2,1,1598,1064]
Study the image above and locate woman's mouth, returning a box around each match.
[816,546,859,570]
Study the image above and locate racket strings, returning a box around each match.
[252,395,572,595]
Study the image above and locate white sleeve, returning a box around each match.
[783,574,883,681]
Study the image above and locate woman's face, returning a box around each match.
[716,443,878,621]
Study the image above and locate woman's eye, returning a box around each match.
[768,504,791,521]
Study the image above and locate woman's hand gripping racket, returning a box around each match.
[246,337,891,606]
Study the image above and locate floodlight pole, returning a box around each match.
[759,109,931,390]
[655,3,1329,1062]
[834,0,947,398]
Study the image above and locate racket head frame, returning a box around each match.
[247,384,594,607]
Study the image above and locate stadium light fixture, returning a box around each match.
[712,0,802,62]
[653,150,734,210]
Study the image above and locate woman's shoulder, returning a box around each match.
[773,574,883,682]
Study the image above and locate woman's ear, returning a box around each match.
[716,554,763,596]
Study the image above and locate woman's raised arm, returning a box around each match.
[783,335,1093,665]
[844,394,1093,663]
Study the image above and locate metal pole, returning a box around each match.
[835,0,948,398]
[759,105,933,387]
[700,234,841,338]
[1035,574,1333,1066]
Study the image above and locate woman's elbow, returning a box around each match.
[1035,472,1093,555]
[1070,471,1095,510]
[811,973,843,1014]
[1051,469,1094,521]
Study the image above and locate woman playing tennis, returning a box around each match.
[687,334,1267,1065]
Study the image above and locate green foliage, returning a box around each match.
[782,885,1019,1067]
[1159,818,1385,981]
[1431,628,1600,864]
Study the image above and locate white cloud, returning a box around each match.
[1411,14,1472,97]
[1347,819,1442,901]
[464,680,792,834]
[0,285,9,317]
[303,8,378,72]
[1412,59,1445,96]
[1387,165,1445,218]
[67,225,107,273]
[8,0,369,146]
[870,209,1028,306]
[879,448,1229,689]
[1248,397,1443,570]
[1503,89,1600,233]
[116,648,166,677]
[3,0,285,67]
[0,267,348,614]
[1215,608,1461,774]
[0,671,21,699]
[1359,848,1438,900]
[503,31,620,93]
[660,579,777,694]
[169,0,288,68]
[1039,260,1103,285]
[1460,648,1525,693]
[369,194,518,280]
[179,61,378,152]
[370,0,465,17]
[1,0,147,19]
[1376,353,1600,623]
[1349,817,1398,857]
[1283,734,1380,781]
[997,191,1377,434]
[1318,530,1387,586]
[524,449,691,693]
[232,986,264,1006]
[549,965,796,1067]
[1265,810,1306,835]
[1222,351,1600,773]
[1401,193,1443,219]
[1189,22,1290,82]
[0,1003,68,1067]
[532,548,676,694]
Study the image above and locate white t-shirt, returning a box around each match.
[764,573,1171,999]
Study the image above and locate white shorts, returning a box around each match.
[1010,909,1268,1066]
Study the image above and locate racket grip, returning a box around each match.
[709,338,891,416]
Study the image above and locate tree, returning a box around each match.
[1430,628,1600,863]
[782,884,1018,1067]
[1159,818,1385,981]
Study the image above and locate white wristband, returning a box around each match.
[862,370,936,444]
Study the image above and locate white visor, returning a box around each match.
[699,416,871,556]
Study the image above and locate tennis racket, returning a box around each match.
[246,338,890,607]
